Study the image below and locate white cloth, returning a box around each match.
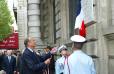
[70,35,86,42]
[58,45,67,52]
[8,56,11,63]
[64,50,96,74]
[55,56,66,74]
[28,48,34,52]
[0,70,5,74]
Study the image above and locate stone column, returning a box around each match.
[27,0,43,50]
[18,0,27,50]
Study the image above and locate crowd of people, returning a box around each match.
[0,35,96,74]
[0,50,21,74]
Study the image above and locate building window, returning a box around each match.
[53,0,61,44]
[68,0,79,36]
[40,0,50,44]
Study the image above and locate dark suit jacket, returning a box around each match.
[0,54,4,70]
[21,48,51,74]
[2,55,16,74]
[16,54,22,73]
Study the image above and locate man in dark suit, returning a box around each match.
[0,50,4,71]
[2,50,16,74]
[21,37,55,74]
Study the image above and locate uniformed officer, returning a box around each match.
[55,45,68,74]
[64,35,96,74]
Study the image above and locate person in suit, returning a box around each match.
[21,37,56,74]
[2,50,16,74]
[0,50,3,71]
[43,46,55,74]
[16,51,22,74]
[64,35,96,74]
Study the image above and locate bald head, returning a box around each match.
[7,50,12,56]
[24,37,36,49]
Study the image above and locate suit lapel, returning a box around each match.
[5,56,10,65]
[26,48,39,62]
[6,56,10,64]
[10,56,13,64]
[31,51,39,62]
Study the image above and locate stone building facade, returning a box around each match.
[17,0,44,51]
[17,0,114,74]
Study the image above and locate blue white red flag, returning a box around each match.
[74,0,86,37]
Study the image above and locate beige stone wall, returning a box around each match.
[18,0,114,74]
[40,0,71,46]
[17,0,27,50]
[86,0,114,74]
[27,0,44,50]
[18,0,45,51]
[40,0,114,74]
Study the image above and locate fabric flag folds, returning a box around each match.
[74,0,86,37]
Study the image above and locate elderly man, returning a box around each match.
[0,50,3,71]
[2,50,16,74]
[21,37,56,74]
[55,45,69,74]
[64,35,96,74]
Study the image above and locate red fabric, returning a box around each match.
[64,57,67,65]
[0,33,19,49]
[67,57,70,74]
[79,20,86,37]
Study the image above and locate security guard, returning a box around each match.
[55,45,68,74]
[64,35,96,74]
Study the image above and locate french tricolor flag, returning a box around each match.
[74,0,86,37]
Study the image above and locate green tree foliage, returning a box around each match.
[0,0,13,41]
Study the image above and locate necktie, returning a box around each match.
[64,57,70,74]
[8,56,11,63]
[64,57,67,65]
[67,57,70,74]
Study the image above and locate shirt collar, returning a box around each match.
[62,56,65,58]
[73,50,82,53]
[28,48,34,52]
[7,55,11,57]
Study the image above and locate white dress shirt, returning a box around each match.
[8,56,11,63]
[55,56,66,74]
[28,48,34,52]
[64,50,96,74]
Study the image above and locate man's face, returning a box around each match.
[44,48,49,52]
[7,50,12,56]
[28,38,36,49]
[61,50,67,56]
[0,50,2,55]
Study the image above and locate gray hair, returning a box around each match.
[24,38,30,47]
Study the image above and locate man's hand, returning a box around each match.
[2,70,6,74]
[44,58,51,65]
[17,72,20,74]
[14,71,16,74]
[50,47,58,54]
